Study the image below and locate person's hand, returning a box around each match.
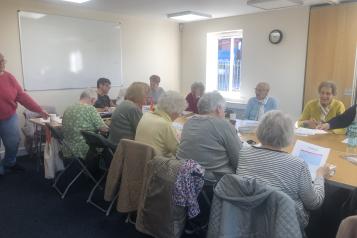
[302,119,318,129]
[40,111,49,120]
[316,164,331,178]
[316,123,330,131]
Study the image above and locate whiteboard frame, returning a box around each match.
[18,10,123,91]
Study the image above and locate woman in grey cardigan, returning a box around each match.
[109,82,149,145]
[236,110,331,227]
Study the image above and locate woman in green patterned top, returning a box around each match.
[62,89,108,159]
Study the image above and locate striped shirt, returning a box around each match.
[236,145,325,227]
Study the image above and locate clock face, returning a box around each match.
[269,30,283,44]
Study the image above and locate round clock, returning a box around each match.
[269,29,283,44]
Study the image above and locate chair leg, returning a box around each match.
[52,159,75,197]
[77,158,99,185]
[60,169,84,199]
[87,172,107,213]
[106,192,119,216]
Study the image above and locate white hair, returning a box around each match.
[80,88,97,100]
[256,110,294,148]
[197,91,225,114]
[157,91,187,115]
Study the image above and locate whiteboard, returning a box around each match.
[18,11,122,91]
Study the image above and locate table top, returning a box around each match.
[242,132,357,189]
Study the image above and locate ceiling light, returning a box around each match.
[62,0,91,3]
[167,11,212,22]
[20,12,46,19]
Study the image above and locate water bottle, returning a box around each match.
[347,122,357,147]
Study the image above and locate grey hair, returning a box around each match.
[80,88,97,100]
[318,81,337,96]
[256,110,294,148]
[256,82,270,91]
[157,91,187,115]
[191,82,205,92]
[197,91,226,114]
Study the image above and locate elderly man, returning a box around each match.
[135,91,186,157]
[147,74,165,104]
[177,92,242,180]
[244,82,278,121]
[237,110,330,227]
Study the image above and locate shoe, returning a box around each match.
[6,164,26,172]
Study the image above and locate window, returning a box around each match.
[206,30,243,100]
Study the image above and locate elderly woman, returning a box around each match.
[62,89,108,159]
[109,82,149,145]
[147,74,165,105]
[177,92,242,180]
[185,82,205,113]
[298,81,345,132]
[245,82,278,121]
[0,53,48,175]
[135,91,186,156]
[237,110,330,227]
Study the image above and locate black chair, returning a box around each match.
[46,124,98,199]
[80,130,117,215]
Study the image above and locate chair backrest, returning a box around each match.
[81,130,116,154]
[336,215,357,238]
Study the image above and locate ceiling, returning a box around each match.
[36,0,264,20]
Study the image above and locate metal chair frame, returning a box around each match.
[80,130,117,216]
[46,124,99,199]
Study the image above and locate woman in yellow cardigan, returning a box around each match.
[298,81,345,133]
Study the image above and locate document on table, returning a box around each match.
[291,140,330,180]
[294,127,328,136]
[236,120,259,133]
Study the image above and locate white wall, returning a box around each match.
[0,0,180,153]
[181,7,310,119]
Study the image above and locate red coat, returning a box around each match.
[185,92,199,114]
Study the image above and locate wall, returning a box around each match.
[181,7,310,119]
[0,0,180,153]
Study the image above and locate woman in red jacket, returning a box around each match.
[0,53,48,175]
[185,82,205,114]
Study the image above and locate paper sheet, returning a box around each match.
[236,119,259,133]
[291,140,330,180]
[294,127,328,136]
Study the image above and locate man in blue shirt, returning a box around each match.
[244,82,278,121]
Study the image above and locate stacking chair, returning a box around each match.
[80,130,117,215]
[46,124,98,199]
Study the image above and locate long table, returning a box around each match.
[242,132,357,189]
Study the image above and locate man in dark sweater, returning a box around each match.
[94,77,115,110]
[318,105,357,130]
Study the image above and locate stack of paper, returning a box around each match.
[236,120,259,133]
[294,127,328,136]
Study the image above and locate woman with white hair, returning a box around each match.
[62,89,108,159]
[177,91,242,180]
[135,91,187,156]
[236,110,330,227]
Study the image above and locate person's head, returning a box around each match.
[157,91,187,121]
[124,82,150,106]
[255,82,270,101]
[97,78,111,95]
[80,88,98,105]
[0,53,6,73]
[256,110,294,149]
[149,75,161,90]
[318,81,337,107]
[197,91,226,118]
[191,82,205,97]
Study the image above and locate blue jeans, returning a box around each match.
[0,114,20,174]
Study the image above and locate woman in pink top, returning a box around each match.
[185,82,205,114]
[0,53,48,175]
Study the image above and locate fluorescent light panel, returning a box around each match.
[62,0,91,3]
[167,11,211,22]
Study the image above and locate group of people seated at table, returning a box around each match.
[57,72,357,232]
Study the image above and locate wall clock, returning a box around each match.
[269,29,283,44]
